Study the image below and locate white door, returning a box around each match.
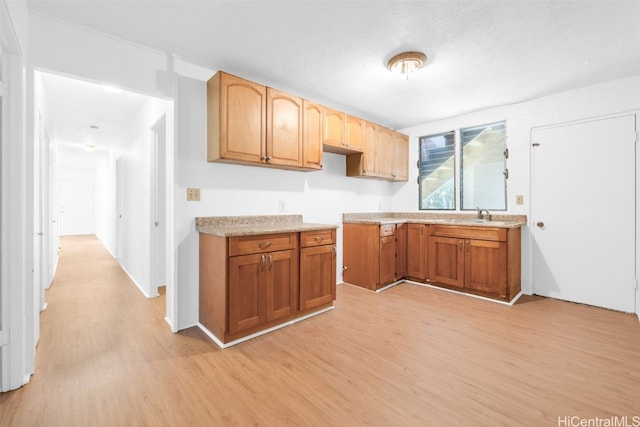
[150,117,166,293]
[59,178,95,236]
[115,158,124,260]
[531,114,636,312]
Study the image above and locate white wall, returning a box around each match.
[1,0,33,392]
[174,75,394,329]
[395,75,640,297]
[117,97,172,299]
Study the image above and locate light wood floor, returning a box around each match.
[1,235,639,426]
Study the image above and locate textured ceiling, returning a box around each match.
[30,0,640,140]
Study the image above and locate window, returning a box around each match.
[418,131,456,209]
[418,121,507,211]
[461,121,506,210]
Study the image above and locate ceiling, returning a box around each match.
[30,0,640,150]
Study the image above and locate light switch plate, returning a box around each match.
[187,188,200,201]
[515,195,524,205]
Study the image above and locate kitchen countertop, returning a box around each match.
[196,215,338,237]
[343,212,527,228]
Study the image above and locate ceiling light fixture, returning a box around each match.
[387,51,427,79]
[84,143,96,152]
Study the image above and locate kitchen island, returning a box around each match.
[197,215,338,347]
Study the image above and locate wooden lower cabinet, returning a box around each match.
[406,223,428,281]
[300,230,336,311]
[200,229,336,345]
[343,221,521,302]
[428,225,520,301]
[228,249,298,334]
[343,223,404,290]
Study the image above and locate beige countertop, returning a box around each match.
[343,212,527,228]
[196,215,338,237]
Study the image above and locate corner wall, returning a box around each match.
[395,74,640,298]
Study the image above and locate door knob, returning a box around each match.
[536,221,545,229]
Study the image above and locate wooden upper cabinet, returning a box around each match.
[362,121,378,175]
[208,71,266,164]
[376,126,395,179]
[302,100,324,170]
[391,131,409,182]
[322,107,346,152]
[266,88,303,168]
[345,115,365,153]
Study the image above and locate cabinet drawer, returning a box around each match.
[229,233,298,256]
[300,229,336,247]
[430,225,507,242]
[379,224,396,236]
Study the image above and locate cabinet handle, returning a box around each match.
[268,254,273,270]
[314,236,324,242]
[260,255,266,271]
[466,241,470,253]
[259,241,272,249]
[459,240,463,252]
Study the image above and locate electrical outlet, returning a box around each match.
[515,195,524,205]
[187,188,200,201]
[278,200,286,212]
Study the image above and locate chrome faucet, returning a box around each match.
[477,207,491,221]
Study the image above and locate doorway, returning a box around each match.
[150,115,167,296]
[531,114,636,312]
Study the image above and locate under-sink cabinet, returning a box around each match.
[342,221,521,302]
[428,225,520,301]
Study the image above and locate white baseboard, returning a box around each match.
[119,265,156,298]
[400,280,522,306]
[198,306,335,349]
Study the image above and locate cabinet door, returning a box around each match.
[395,223,407,279]
[407,223,428,280]
[322,107,346,150]
[267,88,303,167]
[391,131,409,181]
[219,72,266,163]
[465,239,508,296]
[362,121,378,175]
[228,253,266,334]
[376,127,394,179]
[265,249,299,322]
[302,100,323,170]
[345,115,365,152]
[342,223,379,291]
[429,236,465,288]
[300,245,336,311]
[379,235,397,286]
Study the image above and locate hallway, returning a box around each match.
[0,235,215,425]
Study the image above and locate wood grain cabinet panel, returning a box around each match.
[406,223,428,281]
[346,124,409,182]
[302,100,324,170]
[200,229,336,345]
[391,131,409,182]
[208,71,266,164]
[266,88,303,168]
[300,244,336,311]
[208,71,319,171]
[343,223,405,290]
[429,226,521,301]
